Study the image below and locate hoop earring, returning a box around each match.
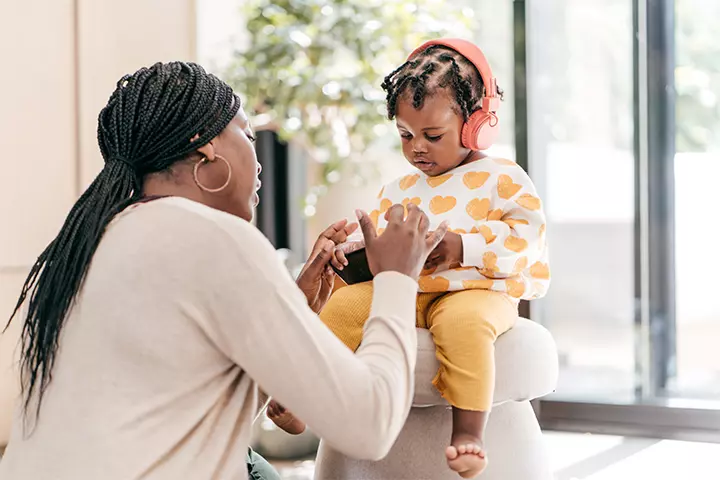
[193,154,232,193]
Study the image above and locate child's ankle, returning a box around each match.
[451,432,483,448]
[451,407,488,446]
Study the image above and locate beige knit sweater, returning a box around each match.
[0,197,418,479]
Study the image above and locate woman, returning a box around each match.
[0,62,446,479]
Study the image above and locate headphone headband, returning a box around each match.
[407,38,499,111]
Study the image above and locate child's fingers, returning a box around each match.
[337,240,365,256]
[424,254,442,269]
[331,250,345,270]
[337,249,349,266]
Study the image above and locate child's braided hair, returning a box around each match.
[381,45,503,121]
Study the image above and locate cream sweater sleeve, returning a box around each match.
[198,215,418,461]
[460,162,547,277]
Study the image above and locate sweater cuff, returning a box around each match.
[460,233,488,268]
[369,272,418,325]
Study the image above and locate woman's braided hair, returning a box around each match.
[6,61,239,417]
[381,45,503,121]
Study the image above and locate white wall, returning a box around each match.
[0,0,197,447]
[0,0,78,446]
[77,0,197,188]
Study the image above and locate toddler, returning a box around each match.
[321,39,551,478]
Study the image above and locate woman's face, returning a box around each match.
[196,107,261,221]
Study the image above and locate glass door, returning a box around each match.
[525,0,637,403]
[511,0,720,439]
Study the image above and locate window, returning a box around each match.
[526,0,636,401]
[672,0,720,400]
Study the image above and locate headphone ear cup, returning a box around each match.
[461,110,500,150]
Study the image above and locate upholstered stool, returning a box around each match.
[314,318,558,480]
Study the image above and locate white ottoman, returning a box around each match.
[314,318,558,480]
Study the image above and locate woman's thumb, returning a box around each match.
[426,221,448,251]
[356,210,377,246]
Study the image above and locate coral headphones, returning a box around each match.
[407,38,500,151]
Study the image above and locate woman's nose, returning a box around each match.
[256,162,262,174]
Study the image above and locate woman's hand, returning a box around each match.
[266,399,306,435]
[358,203,447,279]
[296,219,358,313]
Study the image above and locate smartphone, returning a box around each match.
[331,248,374,285]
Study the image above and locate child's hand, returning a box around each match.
[331,240,365,271]
[267,399,306,435]
[424,231,463,270]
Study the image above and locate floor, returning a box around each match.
[269,431,720,479]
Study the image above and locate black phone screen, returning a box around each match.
[331,248,374,285]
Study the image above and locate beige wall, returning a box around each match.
[0,0,78,446]
[77,0,197,187]
[0,0,78,271]
[0,0,197,447]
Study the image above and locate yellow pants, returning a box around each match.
[319,282,518,411]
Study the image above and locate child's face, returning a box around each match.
[395,91,471,177]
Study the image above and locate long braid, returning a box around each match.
[6,61,239,420]
[381,45,503,120]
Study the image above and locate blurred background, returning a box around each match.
[1,0,719,478]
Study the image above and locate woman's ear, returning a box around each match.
[190,134,216,160]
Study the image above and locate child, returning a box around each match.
[321,39,551,478]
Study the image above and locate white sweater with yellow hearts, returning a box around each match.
[367,157,550,300]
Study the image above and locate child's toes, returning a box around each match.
[447,444,489,478]
[445,446,459,460]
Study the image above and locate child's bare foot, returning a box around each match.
[445,435,487,479]
[447,407,489,478]
[266,400,306,435]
